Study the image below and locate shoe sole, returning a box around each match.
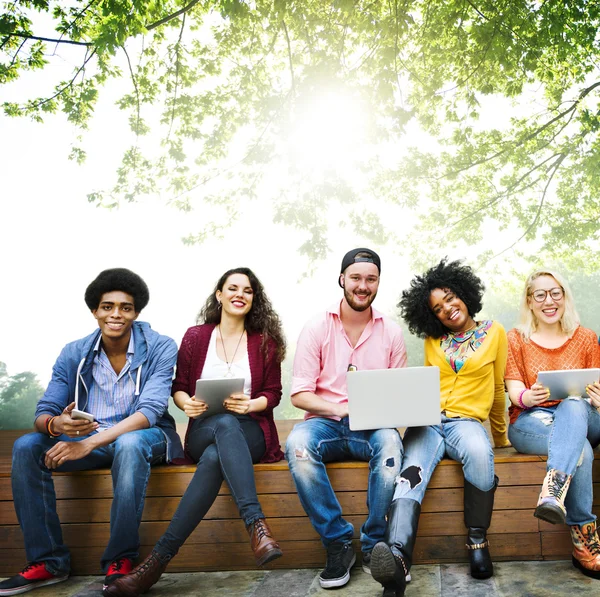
[0,576,68,596]
[534,503,566,525]
[256,547,283,567]
[572,556,600,579]
[364,565,411,582]
[370,543,407,596]
[319,553,356,588]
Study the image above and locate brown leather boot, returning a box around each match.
[247,518,283,566]
[102,550,170,597]
[571,521,600,579]
[534,468,572,524]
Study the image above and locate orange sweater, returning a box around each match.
[505,326,600,424]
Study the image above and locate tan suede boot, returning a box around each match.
[534,469,572,524]
[570,521,600,579]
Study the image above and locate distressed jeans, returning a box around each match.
[285,416,403,552]
[393,417,495,503]
[509,397,600,525]
[11,428,166,575]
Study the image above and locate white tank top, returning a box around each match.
[201,328,252,396]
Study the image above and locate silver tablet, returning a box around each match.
[537,368,600,400]
[194,377,245,419]
[347,366,441,431]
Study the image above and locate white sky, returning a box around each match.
[0,87,416,386]
[0,16,578,389]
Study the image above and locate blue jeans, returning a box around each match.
[11,428,166,575]
[509,397,600,525]
[155,413,266,558]
[393,417,495,503]
[285,417,403,552]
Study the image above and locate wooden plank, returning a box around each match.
[540,531,572,558]
[0,484,544,525]
[414,532,542,563]
[0,507,541,552]
[0,459,572,503]
[0,531,546,576]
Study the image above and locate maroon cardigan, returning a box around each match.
[172,323,284,463]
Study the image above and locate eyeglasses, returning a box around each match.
[529,287,564,303]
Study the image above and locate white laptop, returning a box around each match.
[347,366,441,431]
[537,368,600,400]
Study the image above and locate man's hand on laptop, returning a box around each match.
[334,401,349,419]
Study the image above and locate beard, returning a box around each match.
[344,287,377,312]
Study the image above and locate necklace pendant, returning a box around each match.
[224,369,235,379]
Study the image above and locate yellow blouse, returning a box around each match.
[424,320,508,445]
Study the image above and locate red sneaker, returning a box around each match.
[103,558,134,590]
[0,562,68,595]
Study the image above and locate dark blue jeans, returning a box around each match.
[155,413,266,558]
[11,428,166,575]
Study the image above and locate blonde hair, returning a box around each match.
[517,269,580,339]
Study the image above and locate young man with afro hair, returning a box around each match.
[0,268,183,597]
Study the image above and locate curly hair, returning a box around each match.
[398,258,485,338]
[197,267,286,362]
[84,268,150,312]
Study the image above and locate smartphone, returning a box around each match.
[71,409,94,422]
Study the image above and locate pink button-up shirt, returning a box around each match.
[291,301,408,420]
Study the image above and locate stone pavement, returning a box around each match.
[2,561,598,597]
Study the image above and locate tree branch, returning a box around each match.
[24,49,97,111]
[146,0,202,31]
[483,153,567,264]
[122,45,140,145]
[447,152,561,230]
[3,32,91,46]
[440,80,600,179]
[281,19,295,93]
[167,14,186,142]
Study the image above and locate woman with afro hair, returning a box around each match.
[370,259,509,597]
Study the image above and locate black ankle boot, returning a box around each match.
[371,498,421,597]
[464,476,498,580]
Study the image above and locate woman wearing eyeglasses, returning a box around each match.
[506,269,600,579]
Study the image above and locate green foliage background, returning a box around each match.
[2,1,600,269]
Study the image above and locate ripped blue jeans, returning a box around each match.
[392,417,495,503]
[509,397,600,525]
[285,416,403,552]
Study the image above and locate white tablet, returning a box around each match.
[194,377,244,419]
[537,369,600,400]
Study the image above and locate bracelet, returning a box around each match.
[44,415,53,435]
[517,388,530,410]
[46,416,61,437]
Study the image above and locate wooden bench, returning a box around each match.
[0,422,598,575]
